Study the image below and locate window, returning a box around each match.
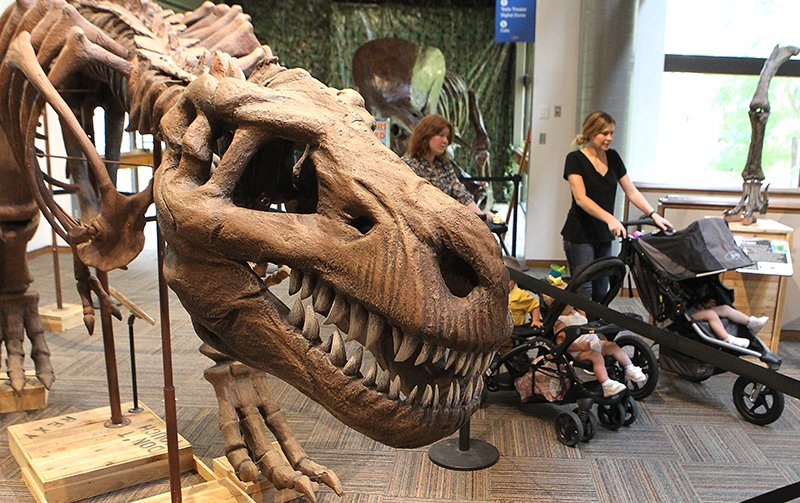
[654,0,800,188]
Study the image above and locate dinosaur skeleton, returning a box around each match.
[0,1,510,500]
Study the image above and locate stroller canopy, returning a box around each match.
[636,218,754,281]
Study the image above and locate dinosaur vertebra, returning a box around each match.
[0,1,510,499]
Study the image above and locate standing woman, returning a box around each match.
[403,114,495,222]
[561,111,672,301]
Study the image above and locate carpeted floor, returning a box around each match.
[1,248,799,502]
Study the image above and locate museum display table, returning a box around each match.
[722,219,793,353]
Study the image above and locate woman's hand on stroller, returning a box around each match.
[651,212,674,233]
[607,217,627,238]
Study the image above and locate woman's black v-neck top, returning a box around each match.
[560,148,627,243]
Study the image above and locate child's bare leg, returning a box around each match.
[691,309,730,341]
[575,350,608,382]
[602,341,632,367]
[708,304,749,325]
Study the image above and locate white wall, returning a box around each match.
[525,0,667,263]
[524,0,582,262]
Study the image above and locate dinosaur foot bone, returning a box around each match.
[202,344,343,502]
[0,291,54,392]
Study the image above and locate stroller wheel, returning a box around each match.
[572,408,599,442]
[614,334,659,400]
[597,402,625,430]
[622,395,638,427]
[555,411,584,447]
[732,376,785,425]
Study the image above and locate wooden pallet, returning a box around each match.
[7,402,194,502]
[39,303,84,332]
[134,478,254,503]
[0,371,48,413]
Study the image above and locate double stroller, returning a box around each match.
[485,255,658,447]
[619,217,784,425]
[486,217,785,446]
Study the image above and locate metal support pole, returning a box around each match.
[511,174,521,257]
[127,314,142,413]
[98,269,124,426]
[154,140,182,503]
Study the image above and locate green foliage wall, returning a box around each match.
[232,0,515,201]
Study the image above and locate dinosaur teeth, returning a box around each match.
[464,378,474,404]
[324,293,349,331]
[288,298,305,327]
[414,340,432,366]
[405,385,419,403]
[394,334,418,362]
[302,305,320,342]
[375,368,390,393]
[388,375,401,400]
[444,349,459,370]
[432,384,440,409]
[420,384,433,407]
[392,326,402,354]
[329,329,347,367]
[455,352,471,376]
[288,268,301,295]
[431,344,446,365]
[362,361,377,387]
[300,273,315,299]
[313,283,334,313]
[445,382,458,408]
[365,312,384,352]
[319,333,333,353]
[348,302,368,344]
[343,346,363,376]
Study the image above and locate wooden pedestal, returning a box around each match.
[7,402,194,503]
[212,445,314,503]
[0,371,48,413]
[134,478,254,502]
[724,219,794,353]
[39,303,84,332]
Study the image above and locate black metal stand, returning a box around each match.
[127,314,143,413]
[427,420,499,471]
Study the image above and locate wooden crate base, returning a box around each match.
[8,402,194,503]
[39,303,85,332]
[0,371,48,413]
[134,478,254,502]
[212,443,314,503]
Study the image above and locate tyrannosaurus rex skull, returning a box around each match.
[155,57,511,448]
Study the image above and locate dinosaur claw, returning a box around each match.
[294,475,317,503]
[36,371,55,389]
[83,314,95,334]
[320,470,343,496]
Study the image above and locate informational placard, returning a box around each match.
[373,118,391,148]
[734,236,794,276]
[496,0,536,43]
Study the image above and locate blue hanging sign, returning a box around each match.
[496,0,536,43]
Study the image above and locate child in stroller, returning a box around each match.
[688,298,768,348]
[484,257,657,446]
[547,276,647,396]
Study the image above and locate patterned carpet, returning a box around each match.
[1,248,799,502]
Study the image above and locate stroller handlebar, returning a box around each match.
[620,217,675,236]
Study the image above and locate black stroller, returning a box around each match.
[484,257,658,447]
[618,217,784,425]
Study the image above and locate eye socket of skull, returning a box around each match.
[227,138,318,214]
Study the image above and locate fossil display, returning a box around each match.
[0,1,510,500]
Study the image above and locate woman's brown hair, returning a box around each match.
[406,114,454,159]
[572,110,615,147]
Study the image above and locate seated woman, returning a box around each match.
[689,298,768,348]
[548,277,647,397]
[403,114,495,222]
